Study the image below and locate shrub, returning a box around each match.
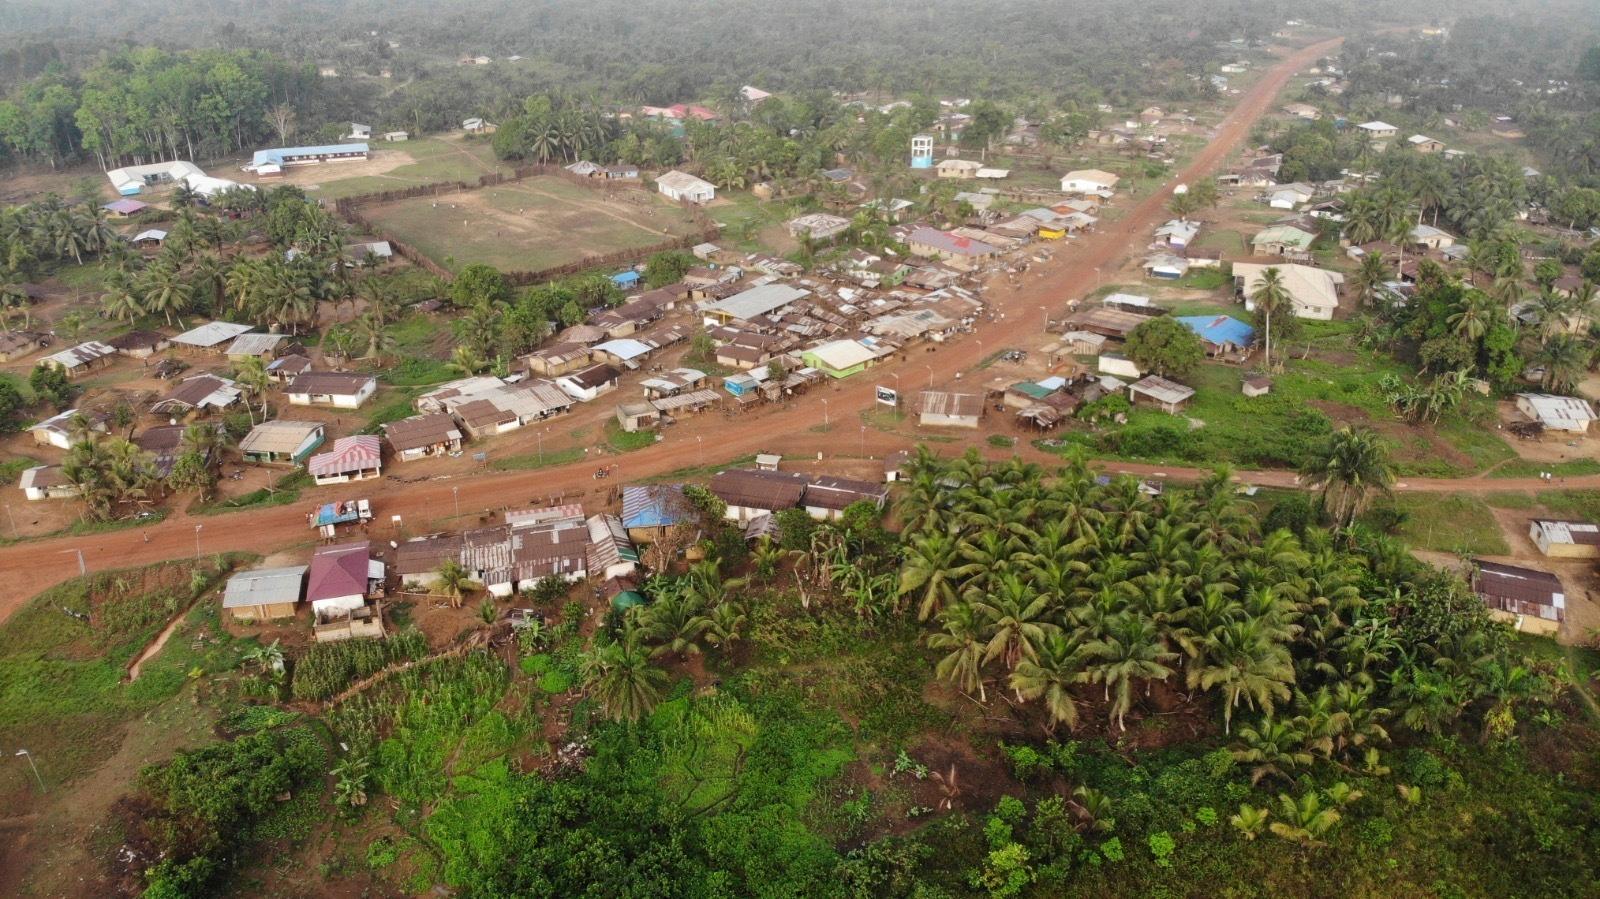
[1148,831,1176,867]
[1263,493,1319,536]
[999,741,1050,782]
[1099,837,1124,863]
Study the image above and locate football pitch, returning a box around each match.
[359,176,705,273]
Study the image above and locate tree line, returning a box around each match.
[0,48,318,170]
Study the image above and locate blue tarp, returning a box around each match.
[1176,315,1255,349]
[611,271,641,288]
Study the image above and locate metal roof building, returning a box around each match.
[223,565,307,609]
[171,321,253,349]
[701,283,811,325]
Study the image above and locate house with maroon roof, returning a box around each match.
[306,541,377,617]
[905,227,1001,272]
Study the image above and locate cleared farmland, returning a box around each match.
[358,176,706,272]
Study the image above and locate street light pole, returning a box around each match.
[15,749,44,792]
[696,435,704,467]
[194,524,202,558]
[821,398,829,426]
[59,548,85,577]
[924,364,933,388]
[452,486,460,521]
[1039,305,1049,332]
[3,503,16,539]
[860,425,866,458]
[891,372,901,419]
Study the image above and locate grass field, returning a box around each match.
[293,136,509,200]
[1368,493,1511,555]
[0,557,254,802]
[360,176,705,273]
[1037,324,1518,477]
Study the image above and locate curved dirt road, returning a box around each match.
[0,36,1376,619]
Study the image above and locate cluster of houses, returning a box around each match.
[219,459,887,640]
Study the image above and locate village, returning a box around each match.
[5,67,1599,652]
[3,6,1600,897]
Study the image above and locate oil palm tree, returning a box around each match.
[581,627,668,722]
[1534,333,1587,392]
[696,600,747,653]
[436,560,476,609]
[1299,427,1394,527]
[638,594,710,659]
[929,602,989,702]
[1009,632,1086,734]
[1190,618,1295,734]
[1083,612,1176,731]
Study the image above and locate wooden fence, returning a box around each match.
[332,163,720,286]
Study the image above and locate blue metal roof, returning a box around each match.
[1176,315,1255,348]
[611,270,641,286]
[621,484,689,529]
[252,143,370,167]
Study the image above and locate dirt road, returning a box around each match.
[0,37,1373,619]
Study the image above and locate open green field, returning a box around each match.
[294,136,509,200]
[359,176,704,272]
[1038,320,1518,477]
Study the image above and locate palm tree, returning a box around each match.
[1249,267,1291,370]
[1190,619,1295,734]
[139,263,194,327]
[101,286,144,323]
[899,530,965,621]
[972,573,1059,672]
[1083,613,1175,731]
[580,627,668,722]
[1534,333,1587,393]
[1299,427,1394,527]
[1009,633,1086,734]
[1231,717,1314,784]
[1349,252,1391,309]
[1230,804,1270,840]
[233,356,271,423]
[1446,289,1497,341]
[928,602,989,702]
[436,560,476,608]
[1269,790,1341,847]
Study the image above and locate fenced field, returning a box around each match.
[357,176,707,273]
